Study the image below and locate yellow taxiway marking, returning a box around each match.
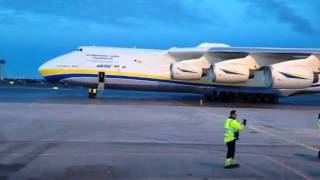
[173,100,318,180]
[173,100,319,153]
[263,155,314,180]
[248,125,319,152]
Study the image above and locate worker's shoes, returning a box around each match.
[224,164,240,169]
[224,164,239,169]
[224,158,239,169]
[231,159,239,167]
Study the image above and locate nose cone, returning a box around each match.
[38,62,48,77]
[38,60,60,82]
[39,59,56,76]
[39,51,83,82]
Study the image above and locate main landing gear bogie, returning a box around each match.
[205,92,279,103]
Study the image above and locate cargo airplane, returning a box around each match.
[39,43,320,102]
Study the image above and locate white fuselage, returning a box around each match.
[38,46,320,97]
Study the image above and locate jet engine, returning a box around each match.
[208,56,257,83]
[264,64,319,89]
[208,63,254,83]
[170,56,210,80]
[170,62,203,80]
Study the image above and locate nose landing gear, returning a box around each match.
[88,88,97,98]
[88,72,105,99]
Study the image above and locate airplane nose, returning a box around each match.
[39,51,81,82]
[38,62,49,77]
[38,61,58,82]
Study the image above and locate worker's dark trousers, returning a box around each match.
[226,140,236,159]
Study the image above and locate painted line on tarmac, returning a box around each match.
[248,125,319,152]
[170,100,224,118]
[173,100,319,153]
[264,155,314,180]
[174,100,318,179]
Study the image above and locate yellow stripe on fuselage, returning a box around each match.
[40,68,170,80]
[39,68,263,87]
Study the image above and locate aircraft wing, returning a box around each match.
[208,47,320,54]
[169,46,320,60]
[208,47,320,56]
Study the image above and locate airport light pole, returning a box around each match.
[0,59,5,80]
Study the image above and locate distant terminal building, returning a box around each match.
[0,59,5,80]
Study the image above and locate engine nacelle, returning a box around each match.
[264,65,319,89]
[209,63,254,83]
[170,63,202,80]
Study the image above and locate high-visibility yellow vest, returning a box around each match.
[317,119,320,129]
[224,118,245,143]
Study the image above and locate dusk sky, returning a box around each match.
[1,0,320,77]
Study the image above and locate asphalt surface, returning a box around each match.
[0,85,319,179]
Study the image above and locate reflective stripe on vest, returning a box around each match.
[225,119,235,135]
[224,118,236,142]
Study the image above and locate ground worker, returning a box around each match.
[224,110,247,168]
[317,113,320,159]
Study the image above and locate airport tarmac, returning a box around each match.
[0,86,319,179]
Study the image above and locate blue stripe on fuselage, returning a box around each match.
[43,73,275,92]
[44,73,97,82]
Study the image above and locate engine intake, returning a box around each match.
[170,63,202,80]
[208,63,254,83]
[264,65,318,89]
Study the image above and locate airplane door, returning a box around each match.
[98,71,105,91]
[98,72,105,83]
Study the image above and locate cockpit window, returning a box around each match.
[76,48,83,52]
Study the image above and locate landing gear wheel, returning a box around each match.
[205,92,279,104]
[262,95,270,103]
[272,96,279,103]
[254,94,262,103]
[88,88,97,99]
[244,94,254,103]
[205,94,214,101]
